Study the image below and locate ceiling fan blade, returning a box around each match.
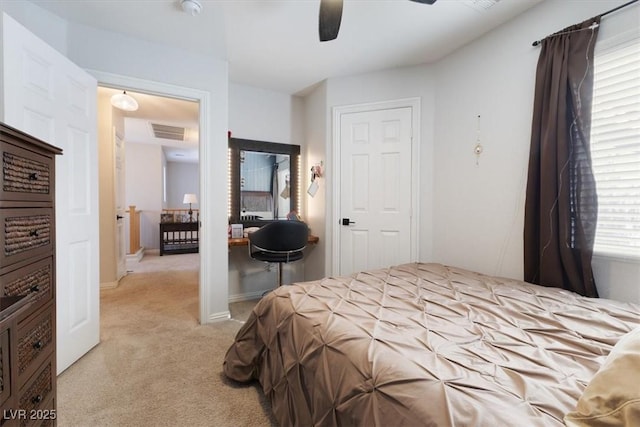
[319,0,343,42]
[409,0,437,4]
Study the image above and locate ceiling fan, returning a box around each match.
[319,0,438,42]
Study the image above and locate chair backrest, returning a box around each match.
[248,220,309,253]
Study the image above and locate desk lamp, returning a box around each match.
[183,193,198,222]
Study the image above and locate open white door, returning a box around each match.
[338,106,414,275]
[2,13,100,374]
[114,130,127,280]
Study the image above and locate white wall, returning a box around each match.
[432,0,639,302]
[63,22,230,319]
[299,0,638,303]
[97,89,125,286]
[593,255,640,303]
[229,83,303,144]
[302,81,329,281]
[127,153,200,246]
[161,149,168,210]
[4,0,636,308]
[0,1,67,56]
[303,64,436,276]
[166,161,199,210]
[229,74,434,294]
[227,83,307,299]
[125,142,164,249]
[1,6,230,319]
[432,5,537,279]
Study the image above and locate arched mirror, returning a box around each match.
[228,137,300,227]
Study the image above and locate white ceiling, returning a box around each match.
[32,0,544,95]
[36,0,544,162]
[98,87,200,163]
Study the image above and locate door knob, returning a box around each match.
[341,218,355,226]
[116,215,124,220]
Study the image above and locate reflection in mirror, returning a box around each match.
[228,138,300,226]
[240,150,291,220]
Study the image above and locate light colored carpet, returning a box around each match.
[57,256,277,427]
[125,251,200,274]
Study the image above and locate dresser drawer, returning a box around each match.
[18,360,53,427]
[0,141,54,204]
[1,258,53,315]
[17,307,53,386]
[0,209,53,268]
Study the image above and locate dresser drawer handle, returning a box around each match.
[28,172,39,181]
[32,340,43,350]
[31,394,43,405]
[29,229,39,237]
[30,285,40,293]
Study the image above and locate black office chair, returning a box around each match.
[248,220,309,288]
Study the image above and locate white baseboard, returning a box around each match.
[228,290,268,303]
[126,247,145,262]
[207,311,231,323]
[100,280,119,290]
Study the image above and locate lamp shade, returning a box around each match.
[110,91,139,111]
[183,193,198,204]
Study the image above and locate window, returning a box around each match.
[590,35,640,258]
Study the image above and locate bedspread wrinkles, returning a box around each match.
[223,263,640,427]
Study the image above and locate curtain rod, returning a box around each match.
[531,0,638,47]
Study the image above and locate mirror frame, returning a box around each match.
[228,137,300,227]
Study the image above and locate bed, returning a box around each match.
[223,263,640,427]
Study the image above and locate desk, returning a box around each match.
[229,234,319,247]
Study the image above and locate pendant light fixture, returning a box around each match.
[110,90,139,112]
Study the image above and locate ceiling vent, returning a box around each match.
[151,123,185,141]
[463,0,501,12]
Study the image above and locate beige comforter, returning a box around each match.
[223,263,640,426]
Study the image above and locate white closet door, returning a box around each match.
[339,106,413,275]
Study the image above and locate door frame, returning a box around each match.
[331,98,421,276]
[87,70,215,324]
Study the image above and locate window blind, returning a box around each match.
[591,36,640,258]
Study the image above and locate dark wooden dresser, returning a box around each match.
[0,123,61,426]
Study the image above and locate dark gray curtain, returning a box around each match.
[524,17,601,297]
